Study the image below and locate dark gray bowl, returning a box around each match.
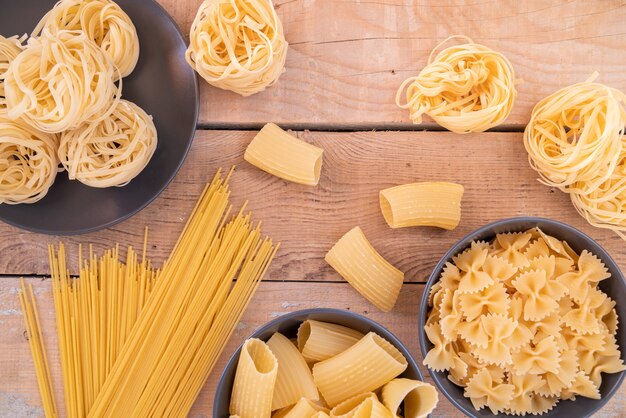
[0,0,198,234]
[418,217,626,418]
[214,308,424,418]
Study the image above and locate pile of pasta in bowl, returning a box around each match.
[423,227,625,416]
[0,0,157,205]
[228,319,439,418]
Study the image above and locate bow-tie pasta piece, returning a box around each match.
[507,374,546,415]
[492,232,532,267]
[482,255,518,288]
[473,314,517,366]
[512,270,567,321]
[523,237,551,260]
[562,299,601,335]
[536,349,578,397]
[453,243,493,293]
[557,251,610,303]
[512,336,560,375]
[459,282,509,322]
[561,372,600,400]
[440,262,462,290]
[439,288,463,341]
[423,323,457,372]
[464,368,514,415]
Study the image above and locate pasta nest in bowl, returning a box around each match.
[32,0,140,78]
[397,36,517,133]
[0,114,58,204]
[186,0,288,96]
[0,35,23,112]
[4,29,121,134]
[58,99,157,188]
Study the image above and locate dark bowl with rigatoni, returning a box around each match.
[213,308,425,417]
[418,217,626,418]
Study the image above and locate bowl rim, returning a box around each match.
[418,216,626,418]
[213,307,424,417]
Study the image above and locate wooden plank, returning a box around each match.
[1,278,625,417]
[0,130,624,283]
[157,0,626,128]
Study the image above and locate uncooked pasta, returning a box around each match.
[58,99,157,187]
[396,36,517,133]
[0,35,22,112]
[33,0,140,78]
[186,0,288,96]
[4,29,121,133]
[0,114,58,204]
[524,75,626,239]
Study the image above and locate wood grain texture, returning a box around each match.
[0,130,624,287]
[157,0,626,128]
[1,278,625,418]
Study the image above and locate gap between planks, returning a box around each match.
[195,122,527,133]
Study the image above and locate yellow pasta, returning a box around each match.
[18,280,58,418]
[32,0,140,78]
[297,320,363,362]
[312,332,408,406]
[272,398,329,418]
[86,169,278,417]
[5,29,120,133]
[329,392,393,418]
[379,182,464,230]
[381,378,439,418]
[524,75,626,239]
[325,227,404,312]
[58,99,158,187]
[424,229,625,415]
[0,35,22,112]
[266,332,318,410]
[396,36,517,133]
[186,0,288,96]
[230,338,278,418]
[245,123,324,186]
[0,115,58,204]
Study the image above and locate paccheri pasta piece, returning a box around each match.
[325,227,404,312]
[245,123,324,186]
[424,228,625,416]
[379,182,464,230]
[186,0,288,96]
[230,338,279,418]
[381,378,439,418]
[58,99,158,188]
[297,320,363,362]
[396,36,517,133]
[312,332,408,406]
[32,0,139,78]
[266,333,319,410]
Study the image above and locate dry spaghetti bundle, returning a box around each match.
[0,35,22,112]
[186,0,288,96]
[88,169,278,417]
[58,99,157,187]
[524,76,626,238]
[396,36,517,133]
[33,0,139,78]
[0,114,58,204]
[48,239,159,418]
[4,29,121,133]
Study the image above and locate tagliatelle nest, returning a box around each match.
[185,0,288,96]
[396,36,517,134]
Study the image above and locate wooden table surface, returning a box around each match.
[1,1,626,417]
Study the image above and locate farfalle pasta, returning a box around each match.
[424,229,625,415]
